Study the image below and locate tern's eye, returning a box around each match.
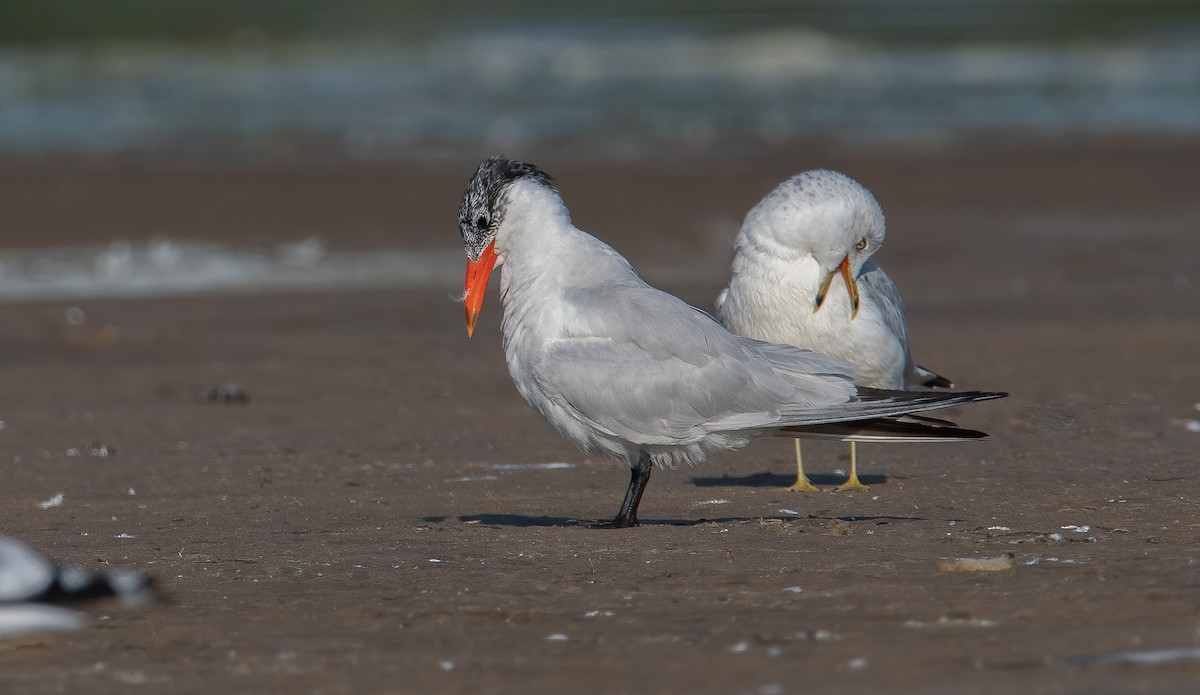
[855,238,868,251]
[476,215,489,230]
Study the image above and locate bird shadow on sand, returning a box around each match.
[441,514,827,528]
[447,514,581,527]
[690,471,888,488]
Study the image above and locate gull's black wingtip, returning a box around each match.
[922,375,955,389]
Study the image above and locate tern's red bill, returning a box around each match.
[464,239,498,337]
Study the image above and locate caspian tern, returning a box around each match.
[458,157,1002,527]
[717,169,958,492]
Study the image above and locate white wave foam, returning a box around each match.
[0,239,462,302]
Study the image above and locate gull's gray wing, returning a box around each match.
[859,261,953,388]
[858,260,910,351]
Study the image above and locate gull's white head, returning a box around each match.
[738,169,886,318]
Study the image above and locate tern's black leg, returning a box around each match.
[608,450,653,528]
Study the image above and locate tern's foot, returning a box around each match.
[786,477,822,493]
[834,476,869,493]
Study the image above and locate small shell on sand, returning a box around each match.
[936,556,1014,573]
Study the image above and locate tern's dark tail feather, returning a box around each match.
[855,387,1007,409]
[774,388,1007,427]
[782,413,989,443]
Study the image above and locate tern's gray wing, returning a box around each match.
[531,282,860,445]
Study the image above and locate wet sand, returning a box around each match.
[1,140,1199,692]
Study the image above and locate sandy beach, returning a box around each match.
[1,139,1199,692]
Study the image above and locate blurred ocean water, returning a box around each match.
[1,22,1198,160]
[2,4,1198,300]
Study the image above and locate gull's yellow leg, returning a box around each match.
[786,439,821,492]
[834,441,869,492]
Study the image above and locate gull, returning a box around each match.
[458,157,1003,527]
[717,169,959,492]
[0,535,153,639]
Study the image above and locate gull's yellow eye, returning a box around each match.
[855,238,868,251]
